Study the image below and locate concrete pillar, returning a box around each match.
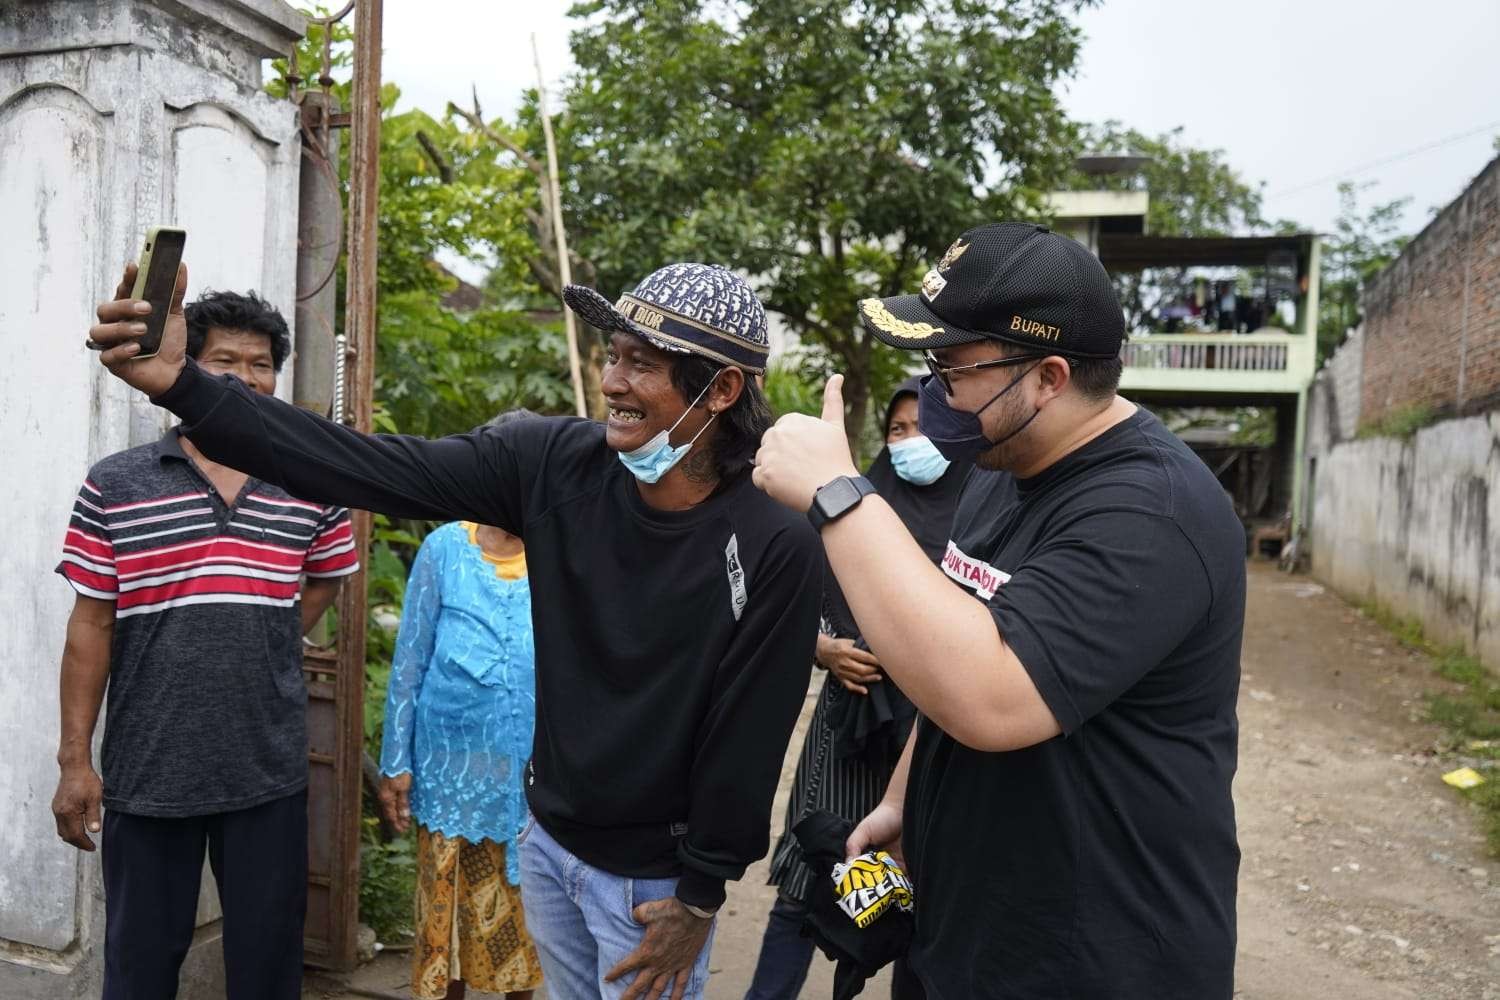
[0,2,305,996]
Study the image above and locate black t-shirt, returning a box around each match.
[906,406,1244,999]
[155,363,823,908]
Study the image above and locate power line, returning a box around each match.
[1269,119,1500,199]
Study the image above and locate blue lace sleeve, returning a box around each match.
[378,527,446,777]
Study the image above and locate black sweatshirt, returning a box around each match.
[155,362,822,908]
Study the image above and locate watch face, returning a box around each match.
[817,477,860,516]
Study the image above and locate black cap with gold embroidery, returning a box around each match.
[858,222,1124,360]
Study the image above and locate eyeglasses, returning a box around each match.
[923,351,1043,395]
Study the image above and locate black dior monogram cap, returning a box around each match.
[858,222,1125,360]
[564,262,770,374]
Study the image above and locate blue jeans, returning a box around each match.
[518,813,717,999]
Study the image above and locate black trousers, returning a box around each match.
[102,789,308,1000]
[745,894,927,1000]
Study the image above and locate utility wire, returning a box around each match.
[1270,119,1500,199]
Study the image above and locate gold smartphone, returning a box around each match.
[128,226,187,359]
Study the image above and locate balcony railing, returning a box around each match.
[1123,338,1288,372]
[1119,329,1314,392]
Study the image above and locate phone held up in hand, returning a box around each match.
[89,226,186,358]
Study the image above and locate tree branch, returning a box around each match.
[765,302,841,345]
[703,84,753,114]
[414,130,454,184]
[883,241,914,297]
[447,86,546,178]
[527,255,562,298]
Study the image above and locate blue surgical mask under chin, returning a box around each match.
[887,435,951,485]
[616,375,723,484]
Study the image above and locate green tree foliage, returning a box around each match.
[1318,181,1409,361]
[371,106,574,436]
[267,11,569,439]
[555,0,1093,450]
[1076,122,1269,237]
[377,293,573,438]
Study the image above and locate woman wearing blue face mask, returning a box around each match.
[743,378,971,1000]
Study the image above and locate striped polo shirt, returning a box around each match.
[56,428,359,816]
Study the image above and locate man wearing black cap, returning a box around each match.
[86,261,823,1000]
[752,222,1245,998]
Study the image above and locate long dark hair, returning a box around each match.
[669,353,772,482]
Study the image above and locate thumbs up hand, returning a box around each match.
[818,372,847,426]
[752,374,859,513]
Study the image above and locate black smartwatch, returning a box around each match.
[808,475,877,532]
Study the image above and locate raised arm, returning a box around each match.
[161,363,519,525]
[86,262,525,528]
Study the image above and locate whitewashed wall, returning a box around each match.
[0,2,303,995]
[1311,412,1500,670]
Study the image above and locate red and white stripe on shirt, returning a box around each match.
[59,478,359,617]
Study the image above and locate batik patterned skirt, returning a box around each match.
[411,826,543,998]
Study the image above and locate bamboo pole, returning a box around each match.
[533,35,588,418]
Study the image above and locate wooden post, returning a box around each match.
[329,0,381,973]
[533,34,588,419]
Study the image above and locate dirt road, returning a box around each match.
[310,563,1500,999]
[1228,564,1499,999]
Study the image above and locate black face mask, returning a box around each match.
[915,366,1040,464]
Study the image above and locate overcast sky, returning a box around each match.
[372,0,1500,239]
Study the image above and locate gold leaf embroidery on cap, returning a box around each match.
[938,239,970,272]
[860,299,943,341]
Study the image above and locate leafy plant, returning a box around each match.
[376,293,574,439]
[362,527,411,760]
[1356,403,1435,440]
[763,356,827,420]
[358,817,417,943]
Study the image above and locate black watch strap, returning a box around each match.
[808,475,877,532]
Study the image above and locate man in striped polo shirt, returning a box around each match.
[52,289,358,999]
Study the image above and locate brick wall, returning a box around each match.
[1361,155,1500,425]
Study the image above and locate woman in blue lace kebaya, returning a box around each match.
[378,509,542,1000]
